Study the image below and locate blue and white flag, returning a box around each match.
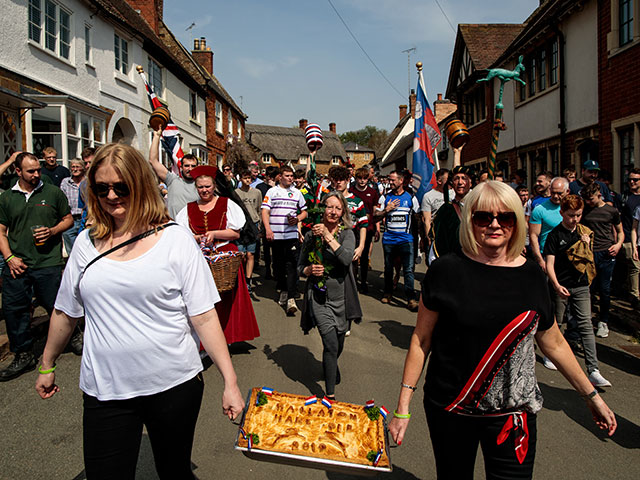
[412,69,441,204]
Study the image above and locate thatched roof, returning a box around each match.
[245,124,347,163]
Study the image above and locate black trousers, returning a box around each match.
[319,326,345,396]
[83,374,204,480]
[271,238,300,298]
[424,401,537,480]
[358,229,376,287]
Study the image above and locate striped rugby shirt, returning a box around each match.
[378,191,420,245]
[262,185,307,240]
[343,191,368,230]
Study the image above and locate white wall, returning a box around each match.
[563,0,598,132]
[0,0,206,157]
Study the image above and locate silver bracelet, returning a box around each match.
[401,382,417,392]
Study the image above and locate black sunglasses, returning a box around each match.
[92,182,130,198]
[472,211,517,228]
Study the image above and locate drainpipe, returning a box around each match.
[554,26,567,168]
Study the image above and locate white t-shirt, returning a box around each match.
[175,199,246,249]
[420,188,454,215]
[55,226,220,401]
[261,185,307,240]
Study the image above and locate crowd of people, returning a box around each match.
[0,138,634,478]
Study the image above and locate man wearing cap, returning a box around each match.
[148,129,199,219]
[569,160,613,205]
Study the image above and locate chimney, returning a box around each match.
[191,36,213,74]
[409,89,417,119]
[125,0,162,34]
[299,118,308,130]
[437,93,443,102]
[329,122,336,133]
[399,104,407,120]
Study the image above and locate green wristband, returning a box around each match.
[393,410,411,419]
[38,364,56,374]
[5,254,15,262]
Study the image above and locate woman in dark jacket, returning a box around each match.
[298,191,360,401]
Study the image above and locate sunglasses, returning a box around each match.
[92,182,130,198]
[472,211,517,228]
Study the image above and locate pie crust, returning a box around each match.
[237,388,389,468]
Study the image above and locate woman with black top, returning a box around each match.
[388,181,616,479]
[298,191,360,401]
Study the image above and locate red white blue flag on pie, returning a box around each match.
[412,70,441,204]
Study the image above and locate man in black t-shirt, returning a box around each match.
[620,168,640,308]
[580,183,623,338]
[545,195,611,387]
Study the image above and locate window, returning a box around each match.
[189,91,197,121]
[228,108,233,135]
[84,24,91,63]
[550,146,559,176]
[539,50,546,91]
[216,154,224,168]
[550,40,558,86]
[528,56,536,96]
[620,0,634,46]
[262,154,273,164]
[236,120,241,138]
[364,152,371,161]
[148,58,163,96]
[620,128,635,186]
[28,0,72,60]
[299,154,309,165]
[114,33,129,74]
[215,101,222,133]
[190,146,209,165]
[331,156,341,165]
[30,104,105,162]
[462,88,486,125]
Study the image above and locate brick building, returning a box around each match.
[342,141,376,170]
[443,0,639,192]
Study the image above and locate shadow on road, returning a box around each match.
[539,382,640,449]
[325,463,422,479]
[263,344,324,397]
[595,343,640,377]
[375,320,414,350]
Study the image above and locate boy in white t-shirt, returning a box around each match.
[261,166,307,314]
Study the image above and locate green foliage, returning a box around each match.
[366,450,377,463]
[256,392,268,406]
[364,406,380,421]
[339,125,388,151]
[250,433,259,445]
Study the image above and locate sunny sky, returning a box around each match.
[163,0,539,134]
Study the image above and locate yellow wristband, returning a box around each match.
[38,364,56,374]
[393,410,411,419]
[5,254,15,262]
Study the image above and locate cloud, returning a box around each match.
[237,56,301,79]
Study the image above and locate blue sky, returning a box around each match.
[163,0,539,134]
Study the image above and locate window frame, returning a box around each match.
[189,91,198,121]
[84,24,92,64]
[114,32,129,75]
[147,57,163,99]
[619,0,634,46]
[28,0,73,61]
[215,101,223,134]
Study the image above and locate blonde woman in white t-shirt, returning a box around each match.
[35,143,244,479]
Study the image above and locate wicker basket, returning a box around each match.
[207,251,244,293]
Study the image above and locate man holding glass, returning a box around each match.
[0,152,72,381]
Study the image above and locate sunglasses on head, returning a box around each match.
[472,211,517,228]
[92,182,130,198]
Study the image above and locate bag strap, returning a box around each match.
[83,222,177,273]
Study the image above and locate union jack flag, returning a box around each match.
[137,67,184,176]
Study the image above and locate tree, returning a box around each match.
[225,139,258,172]
[339,125,388,152]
